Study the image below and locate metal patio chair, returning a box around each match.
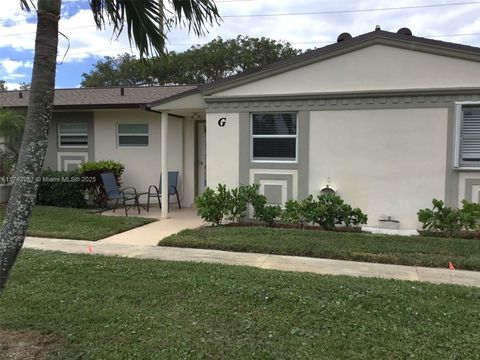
[141,171,181,212]
[100,172,140,216]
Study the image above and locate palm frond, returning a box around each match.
[19,0,31,12]
[89,0,221,57]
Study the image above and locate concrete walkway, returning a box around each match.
[23,237,480,288]
[99,207,203,246]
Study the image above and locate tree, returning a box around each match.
[0,0,220,295]
[81,36,301,87]
[0,81,6,90]
[0,110,26,157]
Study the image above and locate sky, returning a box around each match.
[1,0,480,89]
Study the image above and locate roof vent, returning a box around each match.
[18,92,23,99]
[337,32,352,43]
[397,27,413,36]
[375,25,381,31]
[120,87,125,96]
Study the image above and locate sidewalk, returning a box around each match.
[23,237,480,288]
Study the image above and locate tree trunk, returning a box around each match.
[0,0,61,295]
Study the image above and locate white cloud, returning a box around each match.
[3,82,22,90]
[2,0,480,81]
[0,59,33,81]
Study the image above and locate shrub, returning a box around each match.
[417,199,480,236]
[226,185,257,222]
[417,199,462,236]
[36,169,86,208]
[256,204,282,227]
[196,184,231,226]
[281,199,304,227]
[293,194,367,230]
[79,160,125,205]
[459,200,480,234]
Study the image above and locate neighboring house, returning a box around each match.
[2,28,480,231]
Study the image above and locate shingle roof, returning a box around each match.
[0,85,198,109]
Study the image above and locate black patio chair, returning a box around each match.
[100,172,140,216]
[141,171,181,212]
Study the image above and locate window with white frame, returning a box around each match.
[455,103,480,167]
[58,123,88,147]
[251,113,297,162]
[117,123,149,147]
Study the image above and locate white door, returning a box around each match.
[197,122,206,194]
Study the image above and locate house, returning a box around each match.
[2,27,480,231]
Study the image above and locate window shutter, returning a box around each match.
[461,108,480,161]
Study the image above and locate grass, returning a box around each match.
[0,250,479,359]
[0,206,155,241]
[160,226,480,271]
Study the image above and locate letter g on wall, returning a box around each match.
[218,117,226,127]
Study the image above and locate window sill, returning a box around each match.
[453,167,480,171]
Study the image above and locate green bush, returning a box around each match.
[417,199,480,236]
[36,170,86,208]
[79,160,125,205]
[281,199,304,227]
[196,184,368,230]
[196,184,231,226]
[459,200,480,234]
[227,185,253,222]
[284,194,368,230]
[417,199,462,236]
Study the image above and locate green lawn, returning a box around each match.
[0,206,155,241]
[160,226,480,271]
[0,250,478,359]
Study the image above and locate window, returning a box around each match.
[58,123,88,147]
[455,104,480,167]
[251,113,297,162]
[118,123,149,147]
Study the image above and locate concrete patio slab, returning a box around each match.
[23,237,480,288]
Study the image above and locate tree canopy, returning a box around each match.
[81,36,302,87]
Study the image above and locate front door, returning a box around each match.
[197,121,206,194]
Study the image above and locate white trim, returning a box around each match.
[57,152,88,171]
[453,101,480,168]
[453,103,461,168]
[249,168,298,200]
[472,185,480,203]
[250,112,298,163]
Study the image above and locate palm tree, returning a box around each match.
[0,110,26,157]
[0,0,220,295]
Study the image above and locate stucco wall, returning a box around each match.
[212,44,480,97]
[206,112,239,188]
[93,110,186,204]
[309,108,448,229]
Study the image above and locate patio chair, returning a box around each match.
[100,172,140,216]
[141,171,181,212]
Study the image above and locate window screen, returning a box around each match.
[251,113,297,161]
[59,123,88,147]
[118,123,149,147]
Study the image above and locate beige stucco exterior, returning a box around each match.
[206,112,239,189]
[93,109,193,206]
[211,44,480,97]
[309,108,449,229]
